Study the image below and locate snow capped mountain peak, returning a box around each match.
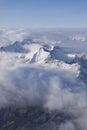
[71,35,86,42]
[31,47,50,63]
[0,29,87,130]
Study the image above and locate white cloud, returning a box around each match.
[0,29,87,129]
[0,65,86,129]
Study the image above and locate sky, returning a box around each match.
[0,0,87,28]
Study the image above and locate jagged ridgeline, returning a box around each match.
[0,29,87,130]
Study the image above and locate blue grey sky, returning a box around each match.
[0,0,87,28]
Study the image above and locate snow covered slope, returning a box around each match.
[0,29,87,130]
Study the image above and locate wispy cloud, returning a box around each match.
[0,65,87,130]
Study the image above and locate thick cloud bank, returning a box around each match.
[0,65,87,130]
[0,29,87,129]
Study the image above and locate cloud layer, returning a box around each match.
[0,29,87,130]
[0,64,87,130]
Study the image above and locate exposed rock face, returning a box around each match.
[79,54,87,84]
[0,106,73,130]
[0,31,87,130]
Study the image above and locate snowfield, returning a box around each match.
[0,29,87,130]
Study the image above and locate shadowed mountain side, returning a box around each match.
[0,106,74,130]
[0,41,28,53]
